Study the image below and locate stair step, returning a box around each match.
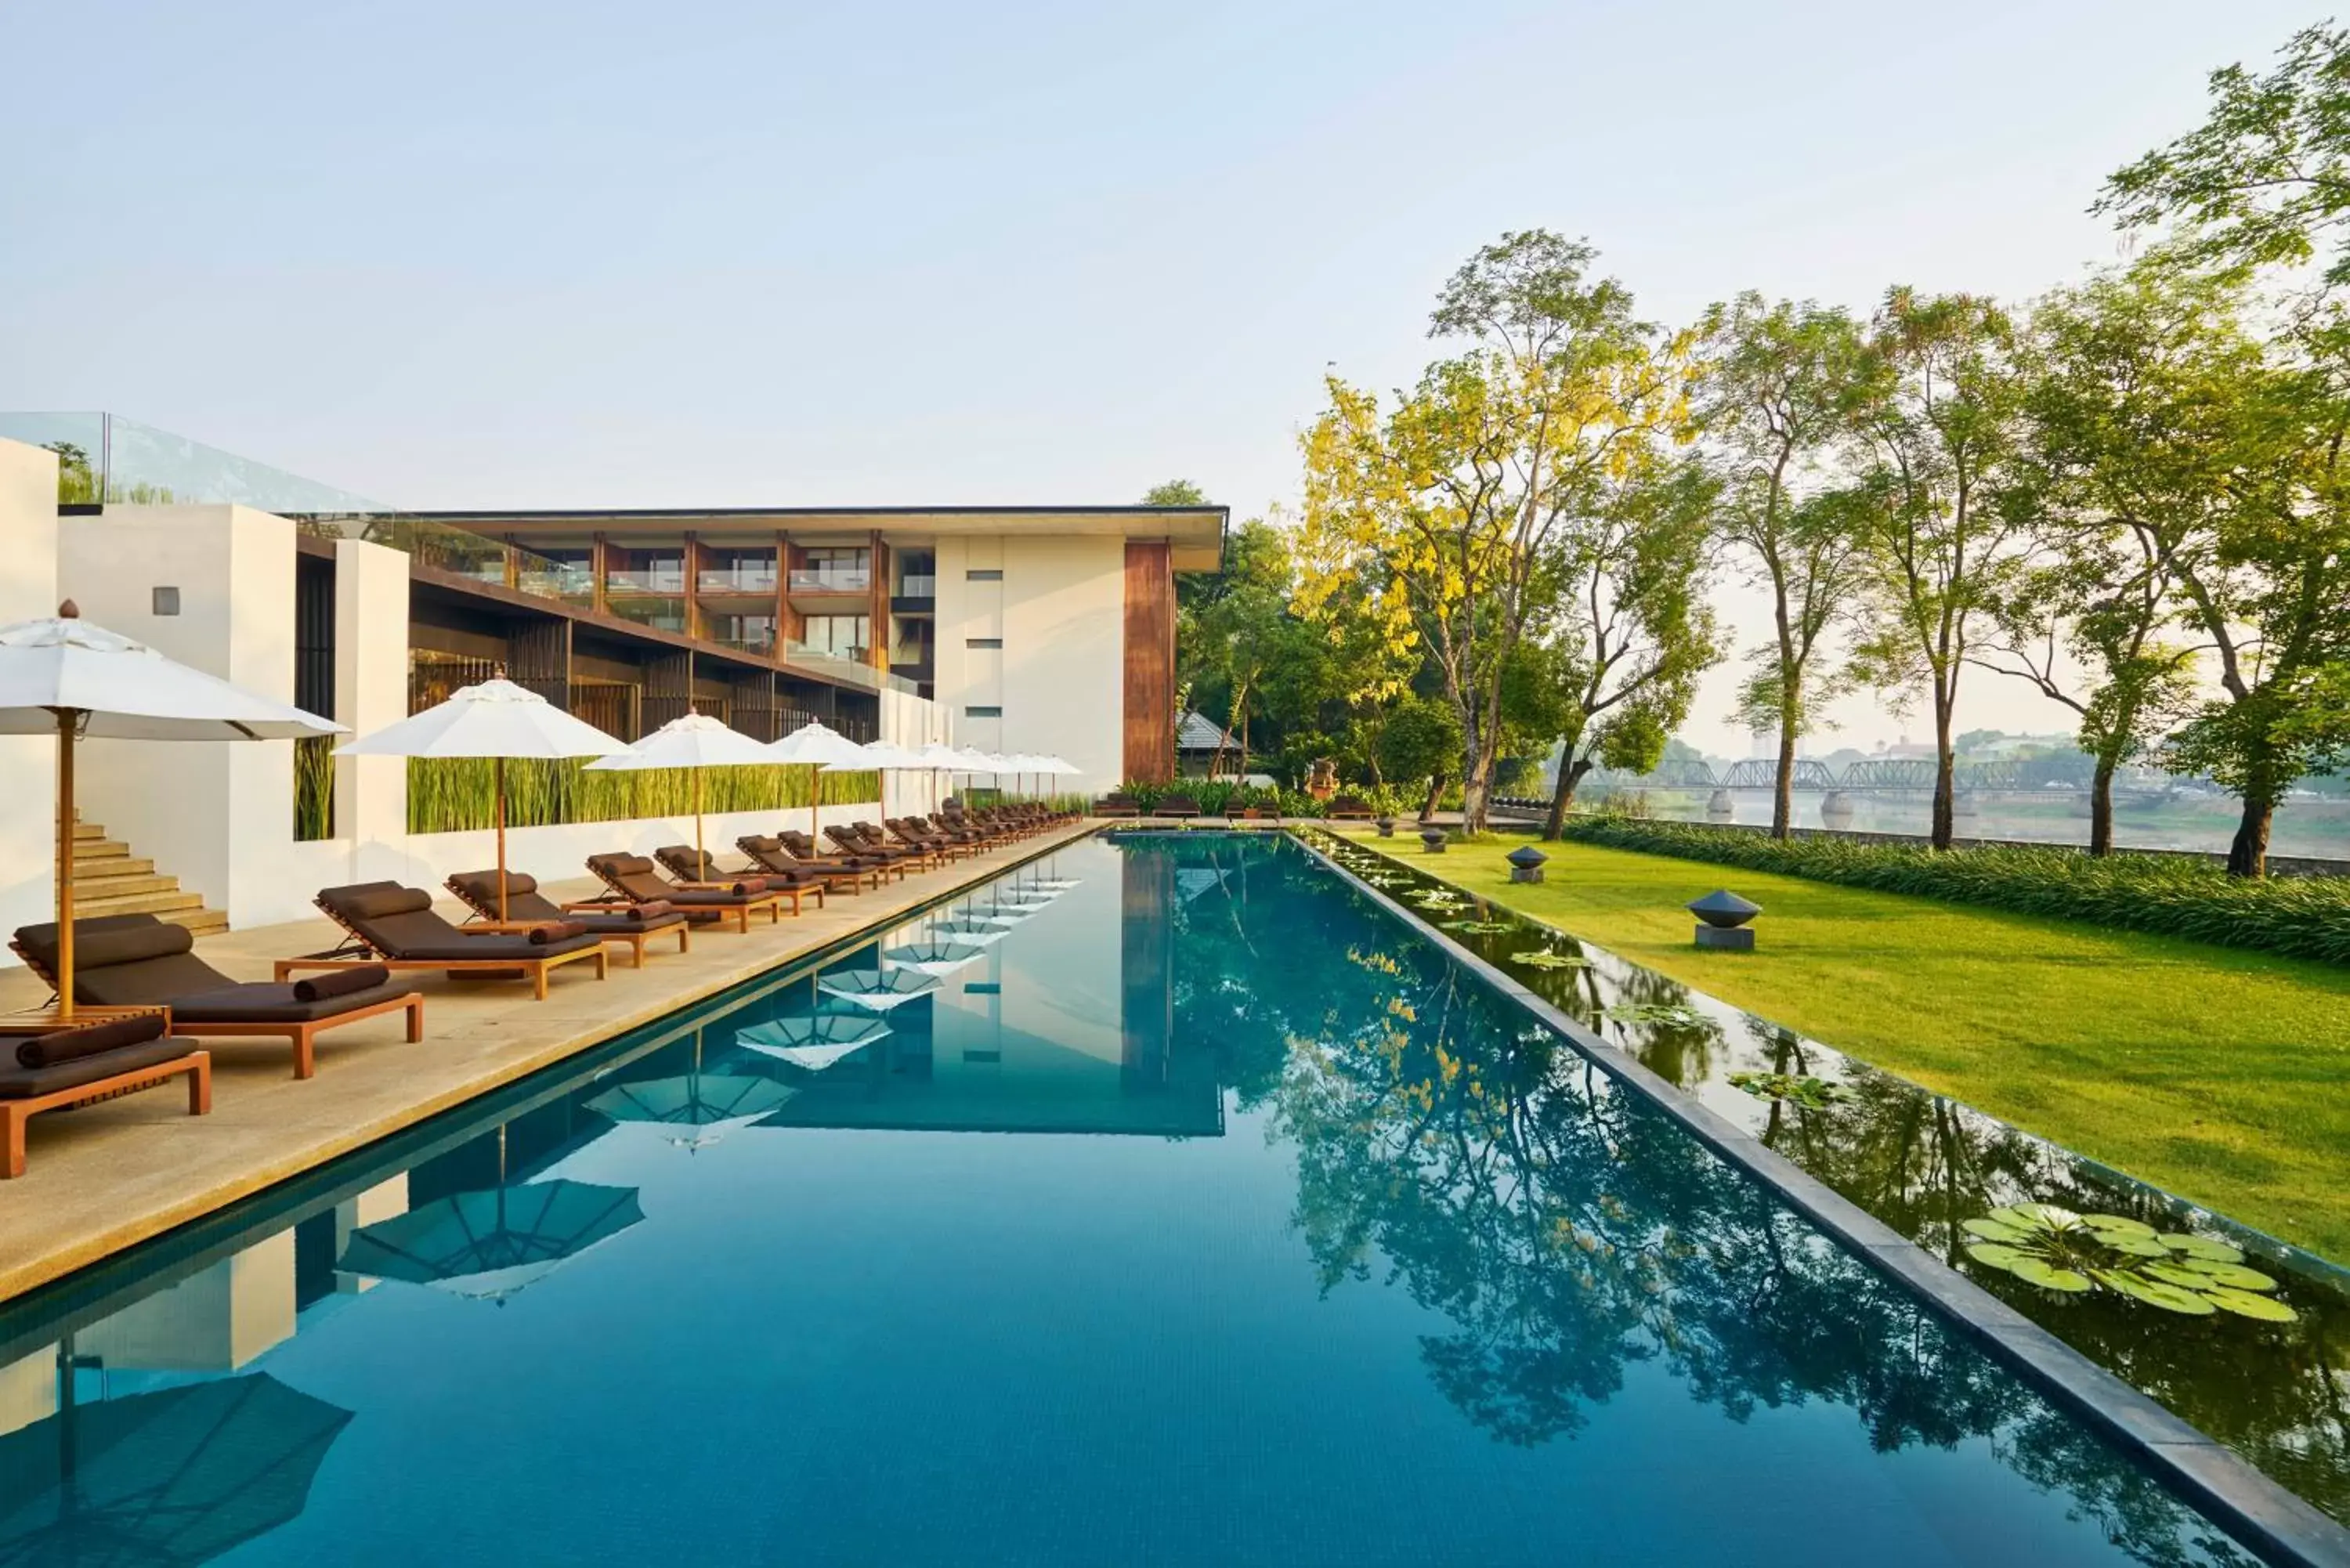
[73,888,205,919]
[74,858,156,880]
[71,872,175,898]
[72,822,105,840]
[70,839,131,861]
[163,909,230,937]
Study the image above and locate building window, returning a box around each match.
[797,614,869,661]
[966,637,1002,649]
[964,705,1002,718]
[792,546,870,593]
[966,569,1003,582]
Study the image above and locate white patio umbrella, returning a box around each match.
[1037,753,1082,807]
[585,711,776,870]
[828,739,927,822]
[911,741,972,813]
[337,677,624,922]
[768,720,876,839]
[0,603,342,1019]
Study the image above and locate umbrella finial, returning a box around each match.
[57,599,78,619]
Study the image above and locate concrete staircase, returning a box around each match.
[70,817,227,938]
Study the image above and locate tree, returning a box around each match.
[2098,24,2350,293]
[1376,695,1463,820]
[1179,518,1307,779]
[1989,269,2235,854]
[1845,289,2036,850]
[1296,231,1695,833]
[1695,294,1875,836]
[1141,479,1210,507]
[2095,43,2350,873]
[1537,453,1723,836]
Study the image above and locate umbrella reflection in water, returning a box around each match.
[337,1126,643,1305]
[0,1364,352,1566]
[736,1014,891,1071]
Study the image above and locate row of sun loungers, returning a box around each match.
[0,807,1075,1176]
[1093,793,1307,824]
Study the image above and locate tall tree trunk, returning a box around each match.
[1772,709,1799,840]
[1929,690,1956,851]
[1542,755,1593,840]
[1461,749,1495,834]
[2088,753,2117,857]
[2227,774,2276,879]
[1420,774,1444,823]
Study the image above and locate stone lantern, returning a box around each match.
[1506,845,1548,884]
[1419,826,1449,853]
[1686,889,1762,951]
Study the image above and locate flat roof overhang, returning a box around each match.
[391,504,1231,573]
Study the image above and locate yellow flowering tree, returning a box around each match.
[1294,231,1697,832]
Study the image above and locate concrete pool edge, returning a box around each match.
[0,822,1100,1308]
[1291,829,2350,1568]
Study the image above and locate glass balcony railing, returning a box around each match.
[897,573,937,599]
[516,562,595,605]
[788,568,870,594]
[698,567,778,595]
[607,597,688,634]
[606,567,685,594]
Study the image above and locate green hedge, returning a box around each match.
[1112,779,1335,818]
[408,757,880,835]
[1559,818,2350,965]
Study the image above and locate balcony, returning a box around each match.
[788,567,870,595]
[898,573,936,598]
[516,562,595,605]
[607,567,685,595]
[698,566,778,596]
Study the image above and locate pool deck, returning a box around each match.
[0,821,1095,1306]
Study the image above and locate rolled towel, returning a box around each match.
[293,964,392,1003]
[16,1011,168,1069]
[527,920,588,945]
[624,901,675,922]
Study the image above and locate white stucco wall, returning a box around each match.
[61,504,298,934]
[930,535,1123,797]
[0,441,60,963]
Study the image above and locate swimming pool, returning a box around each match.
[0,833,2287,1565]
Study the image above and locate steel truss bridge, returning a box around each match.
[1572,756,2151,797]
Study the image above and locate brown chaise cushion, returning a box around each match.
[526,921,588,945]
[168,979,412,1024]
[0,1036,195,1099]
[15,1011,168,1069]
[655,847,773,892]
[16,916,235,1006]
[447,869,540,905]
[294,965,392,1003]
[322,882,600,959]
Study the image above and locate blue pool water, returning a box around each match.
[0,833,2265,1566]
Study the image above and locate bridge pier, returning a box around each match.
[1819,790,1854,829]
[1706,789,1734,820]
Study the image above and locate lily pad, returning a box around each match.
[1965,1242,2028,1270]
[1442,919,1515,934]
[2204,1286,2298,1322]
[2010,1259,2092,1292]
[1962,1217,2031,1245]
[2098,1271,2218,1316]
[2160,1234,2244,1264]
[2078,1213,2157,1237]
[1510,951,1593,970]
[2178,1260,2280,1292]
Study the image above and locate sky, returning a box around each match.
[0,1,2327,753]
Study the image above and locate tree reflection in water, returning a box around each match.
[1147,833,2265,1565]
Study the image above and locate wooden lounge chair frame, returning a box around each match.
[444,874,692,970]
[9,927,425,1082]
[739,837,879,894]
[0,1032,210,1180]
[286,895,609,1001]
[583,857,797,933]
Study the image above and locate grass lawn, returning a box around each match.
[1330,827,2350,1264]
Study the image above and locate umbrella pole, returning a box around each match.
[495,756,509,922]
[808,764,819,841]
[694,768,705,869]
[54,708,74,1021]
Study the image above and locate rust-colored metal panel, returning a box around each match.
[867,531,890,671]
[1123,541,1175,782]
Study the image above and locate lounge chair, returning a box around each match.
[888,818,974,860]
[1149,794,1202,822]
[653,846,828,909]
[13,914,423,1080]
[829,824,931,870]
[288,883,609,1001]
[738,836,879,893]
[0,1012,210,1178]
[781,829,902,881]
[1325,795,1376,820]
[584,854,797,931]
[445,869,692,968]
[1094,793,1142,818]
